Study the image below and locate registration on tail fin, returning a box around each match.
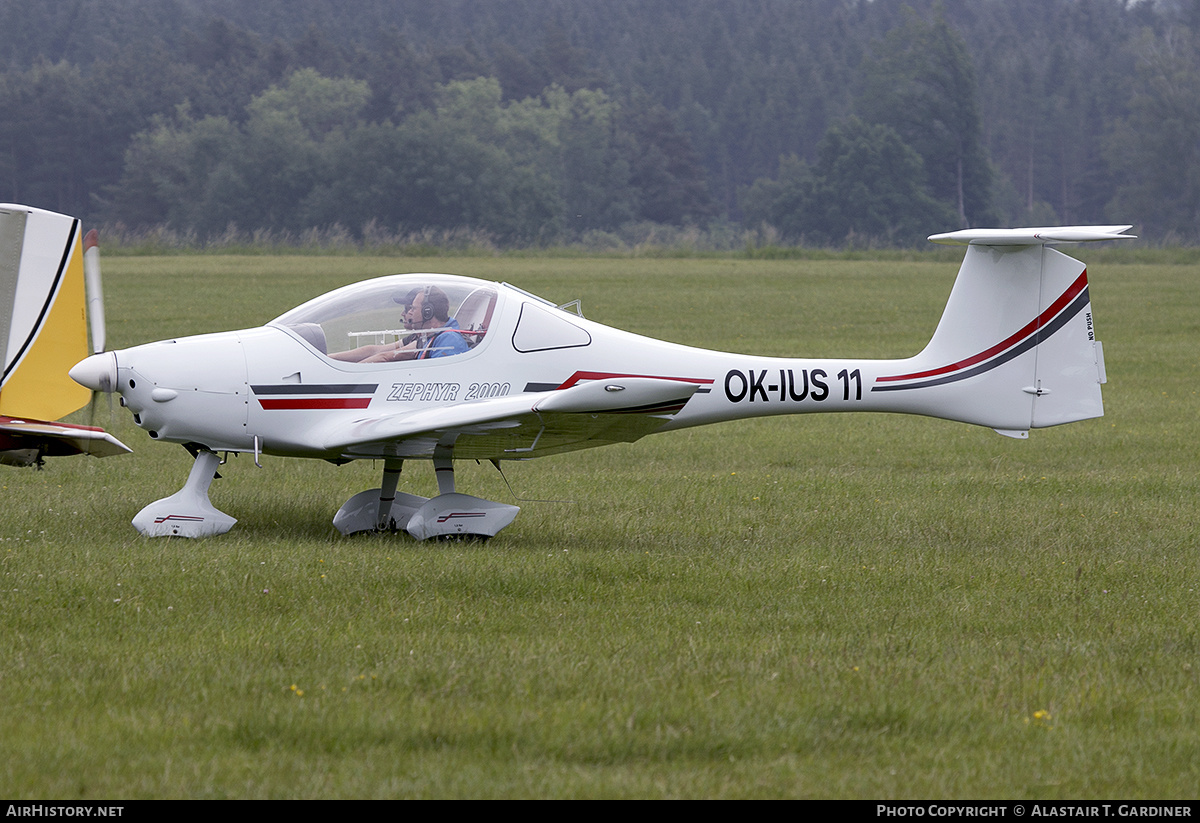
[873,226,1134,438]
[0,204,129,465]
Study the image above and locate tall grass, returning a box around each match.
[1,254,1197,798]
[95,221,1200,265]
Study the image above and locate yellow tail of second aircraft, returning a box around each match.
[0,203,129,465]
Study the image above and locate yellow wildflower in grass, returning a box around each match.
[1025,709,1052,727]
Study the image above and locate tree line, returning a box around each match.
[107,73,713,245]
[0,0,1197,246]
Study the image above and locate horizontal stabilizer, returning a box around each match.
[0,415,131,460]
[929,226,1135,246]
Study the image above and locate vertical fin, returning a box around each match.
[872,227,1132,432]
[0,204,91,421]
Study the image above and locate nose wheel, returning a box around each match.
[131,449,237,537]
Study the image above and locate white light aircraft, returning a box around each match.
[0,204,130,467]
[69,224,1133,540]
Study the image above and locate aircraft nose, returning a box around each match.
[69,351,118,393]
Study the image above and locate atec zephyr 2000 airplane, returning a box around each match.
[0,204,130,467]
[70,224,1133,540]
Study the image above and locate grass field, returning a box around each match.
[2,252,1198,798]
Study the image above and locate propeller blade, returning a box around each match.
[82,229,109,425]
[83,229,105,355]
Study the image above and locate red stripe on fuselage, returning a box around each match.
[555,370,714,390]
[257,398,373,410]
[876,270,1089,384]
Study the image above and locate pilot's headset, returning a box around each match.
[420,285,435,322]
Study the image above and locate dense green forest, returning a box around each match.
[1,0,1197,246]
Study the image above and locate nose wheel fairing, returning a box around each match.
[131,449,237,537]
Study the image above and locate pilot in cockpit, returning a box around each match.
[329,285,469,363]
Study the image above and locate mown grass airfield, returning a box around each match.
[2,252,1197,798]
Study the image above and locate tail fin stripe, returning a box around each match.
[873,271,1088,388]
[1,218,78,384]
[872,285,1091,393]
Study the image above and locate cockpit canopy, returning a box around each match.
[271,274,497,360]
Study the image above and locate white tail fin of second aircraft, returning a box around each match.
[0,203,92,422]
[871,226,1135,438]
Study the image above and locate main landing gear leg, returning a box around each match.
[377,459,404,531]
[132,448,238,537]
[333,451,520,541]
[333,458,427,536]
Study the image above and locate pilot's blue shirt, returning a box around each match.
[421,318,470,358]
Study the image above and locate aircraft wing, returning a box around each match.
[321,377,701,461]
[0,415,132,466]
